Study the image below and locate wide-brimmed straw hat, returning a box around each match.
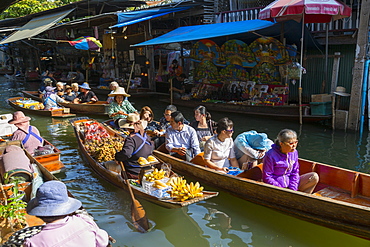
[244,130,273,150]
[27,180,82,217]
[79,82,91,90]
[118,113,147,129]
[110,81,119,87]
[8,111,31,124]
[334,86,350,97]
[108,87,130,97]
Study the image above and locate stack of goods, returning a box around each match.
[14,98,44,110]
[142,168,204,201]
[80,121,124,162]
[137,155,158,166]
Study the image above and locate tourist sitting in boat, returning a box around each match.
[170,73,186,99]
[190,105,216,151]
[140,106,161,134]
[165,111,200,161]
[73,82,99,104]
[42,86,66,110]
[203,117,239,173]
[263,129,319,194]
[38,78,53,97]
[115,113,153,179]
[24,180,110,247]
[55,82,65,97]
[108,87,137,126]
[62,85,76,102]
[0,145,34,182]
[159,105,189,132]
[71,82,79,96]
[41,71,57,85]
[9,111,44,155]
[234,130,273,170]
[107,81,119,103]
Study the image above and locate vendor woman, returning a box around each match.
[108,87,137,126]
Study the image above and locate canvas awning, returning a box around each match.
[131,19,319,48]
[109,6,193,29]
[0,9,74,44]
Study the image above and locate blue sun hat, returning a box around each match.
[79,82,91,90]
[246,131,273,150]
[27,180,82,217]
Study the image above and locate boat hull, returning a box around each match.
[7,97,76,118]
[59,101,109,115]
[153,150,370,240]
[160,99,331,123]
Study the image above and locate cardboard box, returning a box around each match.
[311,94,332,102]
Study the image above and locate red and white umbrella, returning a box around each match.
[259,0,351,124]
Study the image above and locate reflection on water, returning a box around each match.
[1,76,370,246]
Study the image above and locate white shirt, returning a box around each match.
[204,135,236,168]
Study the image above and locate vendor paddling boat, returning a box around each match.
[7,97,76,118]
[69,117,218,209]
[153,150,370,240]
[0,114,65,174]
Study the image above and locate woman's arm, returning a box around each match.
[262,154,281,187]
[204,158,227,172]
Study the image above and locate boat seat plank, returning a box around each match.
[314,187,370,207]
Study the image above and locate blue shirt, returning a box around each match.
[165,124,201,155]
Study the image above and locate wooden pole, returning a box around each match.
[126,61,135,93]
[170,78,173,105]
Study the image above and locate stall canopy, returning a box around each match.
[109,6,194,29]
[132,19,319,49]
[0,8,74,45]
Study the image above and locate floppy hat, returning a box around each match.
[8,111,31,124]
[79,82,91,90]
[27,180,82,217]
[45,86,56,92]
[245,131,273,150]
[65,85,72,90]
[110,81,119,87]
[108,87,130,97]
[118,113,147,129]
[43,78,53,85]
[334,86,350,97]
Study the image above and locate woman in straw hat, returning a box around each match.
[115,113,153,179]
[9,111,44,155]
[106,81,119,104]
[72,82,99,104]
[108,87,137,126]
[23,180,110,247]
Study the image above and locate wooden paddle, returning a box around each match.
[117,161,150,233]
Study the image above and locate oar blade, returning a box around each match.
[131,199,150,233]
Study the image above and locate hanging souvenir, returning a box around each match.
[190,39,224,65]
[221,39,256,67]
[250,62,281,84]
[194,60,220,84]
[219,64,249,82]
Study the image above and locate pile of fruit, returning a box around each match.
[82,122,110,141]
[144,168,166,182]
[167,177,204,202]
[85,137,124,162]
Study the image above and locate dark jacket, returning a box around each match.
[115,133,154,175]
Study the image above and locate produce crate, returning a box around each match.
[311,94,332,102]
[310,102,332,115]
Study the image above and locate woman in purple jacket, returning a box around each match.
[262,129,319,193]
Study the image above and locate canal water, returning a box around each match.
[1,77,370,247]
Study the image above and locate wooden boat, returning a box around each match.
[0,113,65,174]
[153,150,370,240]
[0,141,80,244]
[25,70,41,82]
[69,117,218,209]
[160,98,332,123]
[22,91,110,116]
[91,87,169,98]
[7,97,76,118]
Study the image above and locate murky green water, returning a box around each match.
[1,77,370,246]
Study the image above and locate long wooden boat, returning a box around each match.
[7,97,76,118]
[0,113,65,174]
[0,141,82,244]
[160,98,332,123]
[22,91,110,116]
[153,150,370,240]
[69,117,218,209]
[91,87,169,98]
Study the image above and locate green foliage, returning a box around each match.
[0,0,79,19]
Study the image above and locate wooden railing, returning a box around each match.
[214,7,359,33]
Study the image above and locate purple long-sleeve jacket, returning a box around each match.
[262,144,300,191]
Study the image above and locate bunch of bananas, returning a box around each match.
[167,177,204,202]
[153,180,168,189]
[85,137,124,162]
[144,168,166,182]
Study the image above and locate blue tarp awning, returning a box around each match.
[131,20,274,46]
[131,19,320,49]
[109,6,193,29]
